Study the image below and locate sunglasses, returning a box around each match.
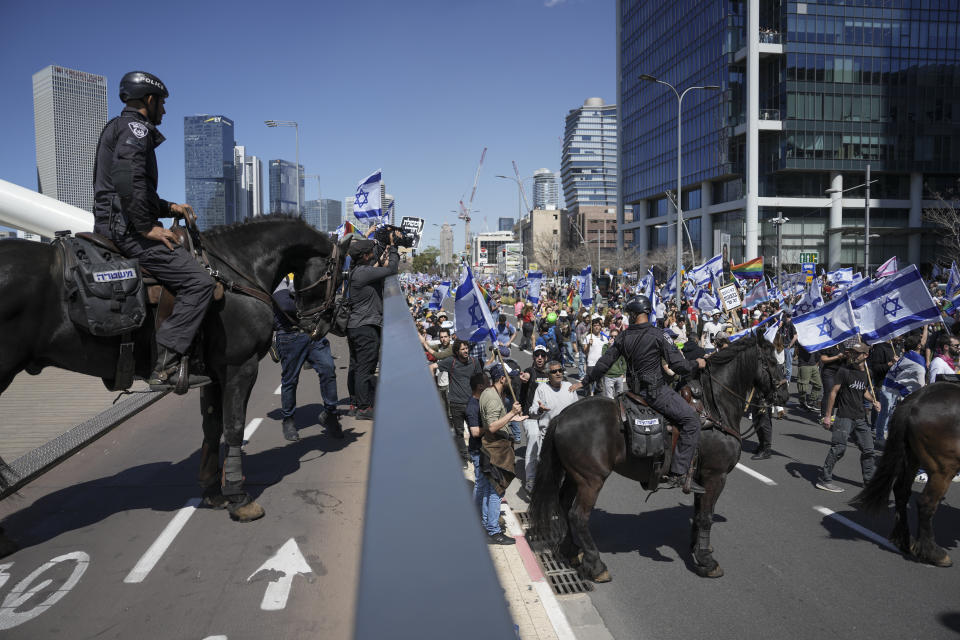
[549,368,564,374]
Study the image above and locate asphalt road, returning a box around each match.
[497,312,960,640]
[0,336,368,640]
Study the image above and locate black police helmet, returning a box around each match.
[625,295,652,315]
[119,71,169,102]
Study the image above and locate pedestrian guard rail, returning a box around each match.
[354,275,514,639]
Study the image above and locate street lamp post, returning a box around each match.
[770,212,789,293]
[264,120,301,216]
[825,169,878,274]
[639,74,720,307]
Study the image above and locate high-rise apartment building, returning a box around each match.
[269,159,304,215]
[321,198,342,232]
[618,0,960,271]
[533,169,560,210]
[32,65,108,213]
[440,222,455,266]
[498,217,515,232]
[383,193,395,225]
[234,145,263,221]
[303,200,323,230]
[184,115,236,230]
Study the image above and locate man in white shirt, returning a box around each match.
[929,334,960,382]
[701,311,727,353]
[581,317,609,396]
[524,361,579,492]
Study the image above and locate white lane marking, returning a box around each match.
[500,502,577,640]
[273,384,282,395]
[0,552,90,630]
[736,462,778,486]
[243,418,263,442]
[202,636,228,640]
[124,498,202,583]
[248,538,313,610]
[813,506,901,553]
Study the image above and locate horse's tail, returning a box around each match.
[528,421,567,551]
[851,399,910,513]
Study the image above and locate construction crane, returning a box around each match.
[459,147,486,260]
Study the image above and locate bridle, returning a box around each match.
[701,339,782,437]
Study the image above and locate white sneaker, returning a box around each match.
[915,472,928,484]
[953,473,960,484]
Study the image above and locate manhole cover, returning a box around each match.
[512,510,592,596]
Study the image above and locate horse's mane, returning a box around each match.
[706,333,759,366]
[201,214,322,241]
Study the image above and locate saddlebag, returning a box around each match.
[620,394,667,459]
[56,234,146,337]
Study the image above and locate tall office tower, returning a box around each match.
[321,198,342,232]
[618,0,960,271]
[343,197,361,227]
[303,199,323,229]
[32,65,108,213]
[562,97,627,256]
[383,193,395,225]
[184,115,236,230]
[533,169,560,210]
[269,159,304,215]
[499,217,515,232]
[234,145,263,221]
[440,223,455,265]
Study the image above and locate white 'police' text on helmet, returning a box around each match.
[119,71,169,102]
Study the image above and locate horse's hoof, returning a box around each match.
[703,565,724,578]
[568,551,584,567]
[228,500,265,522]
[593,570,612,583]
[933,554,953,568]
[202,491,230,510]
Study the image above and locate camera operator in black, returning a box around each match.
[570,295,708,493]
[92,71,214,390]
[346,232,401,420]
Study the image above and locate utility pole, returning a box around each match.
[864,164,871,276]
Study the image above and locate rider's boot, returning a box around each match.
[148,345,212,392]
[662,472,705,494]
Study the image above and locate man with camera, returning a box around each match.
[346,229,402,421]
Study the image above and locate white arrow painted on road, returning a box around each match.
[247,538,312,611]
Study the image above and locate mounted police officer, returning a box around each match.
[570,295,708,493]
[92,71,215,391]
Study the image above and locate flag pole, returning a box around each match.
[495,348,518,404]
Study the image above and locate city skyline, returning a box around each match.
[0,1,613,249]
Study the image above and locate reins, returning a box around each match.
[701,340,775,439]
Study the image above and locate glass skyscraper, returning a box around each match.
[184,115,236,231]
[321,198,342,232]
[234,145,263,221]
[32,65,108,213]
[618,0,960,270]
[269,159,304,215]
[533,169,560,210]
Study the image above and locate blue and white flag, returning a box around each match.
[794,294,858,352]
[793,277,823,315]
[690,254,723,287]
[694,288,720,314]
[580,265,593,307]
[850,265,940,345]
[827,267,854,286]
[947,262,960,299]
[762,314,783,344]
[428,281,450,310]
[743,279,770,310]
[454,267,497,344]
[526,271,543,304]
[352,170,383,220]
[641,270,658,324]
[664,271,678,298]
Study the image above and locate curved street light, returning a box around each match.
[264,120,301,216]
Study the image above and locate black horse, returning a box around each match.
[852,382,960,567]
[529,335,781,579]
[0,216,343,541]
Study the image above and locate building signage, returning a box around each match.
[801,261,816,283]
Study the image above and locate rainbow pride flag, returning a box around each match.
[731,257,764,279]
[566,289,574,307]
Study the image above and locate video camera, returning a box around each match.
[373,224,415,249]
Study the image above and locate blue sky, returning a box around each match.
[0,0,614,248]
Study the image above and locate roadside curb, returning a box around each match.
[0,389,169,498]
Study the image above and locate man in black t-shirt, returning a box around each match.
[796,345,823,413]
[815,342,880,493]
[818,344,845,418]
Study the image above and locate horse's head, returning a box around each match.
[293,252,340,340]
[754,336,787,406]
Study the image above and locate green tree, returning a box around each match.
[411,246,441,273]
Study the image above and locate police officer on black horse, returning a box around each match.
[93,71,215,390]
[570,295,708,493]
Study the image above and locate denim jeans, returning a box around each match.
[577,350,586,379]
[276,331,338,420]
[874,386,900,445]
[561,342,576,368]
[820,416,875,484]
[471,451,502,536]
[783,347,794,384]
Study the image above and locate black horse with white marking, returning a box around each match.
[0,216,344,553]
[529,335,782,579]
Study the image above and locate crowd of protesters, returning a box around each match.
[402,262,960,542]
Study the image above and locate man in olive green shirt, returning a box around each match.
[478,364,525,544]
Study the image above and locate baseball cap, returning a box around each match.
[845,340,870,354]
[347,238,375,257]
[488,363,506,380]
[533,344,549,356]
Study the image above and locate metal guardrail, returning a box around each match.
[354,276,514,639]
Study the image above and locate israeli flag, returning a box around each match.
[850,264,940,344]
[428,281,450,310]
[641,270,658,324]
[794,294,858,352]
[353,170,382,220]
[526,271,543,304]
[690,254,723,286]
[793,278,824,315]
[947,262,960,299]
[827,267,853,286]
[664,271,678,298]
[580,265,593,306]
[695,288,720,314]
[762,314,783,344]
[454,267,497,344]
[743,279,770,310]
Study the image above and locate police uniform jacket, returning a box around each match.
[93,107,170,237]
[580,322,697,392]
